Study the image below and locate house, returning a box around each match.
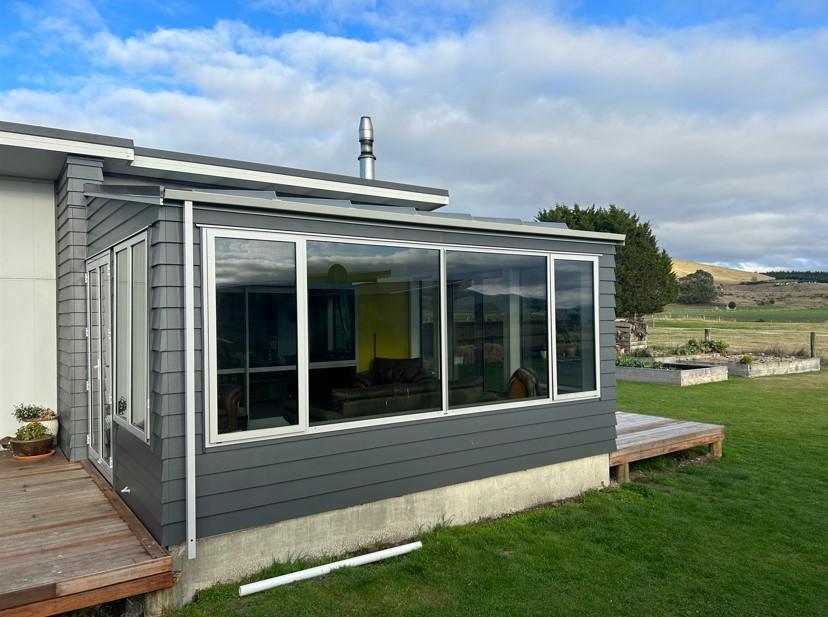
[0,118,623,611]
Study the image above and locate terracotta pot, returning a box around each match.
[10,436,53,458]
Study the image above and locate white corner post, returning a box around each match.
[183,200,197,560]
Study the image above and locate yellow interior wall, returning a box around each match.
[357,282,410,371]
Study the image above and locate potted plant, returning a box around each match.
[556,333,577,358]
[9,421,54,460]
[13,404,58,438]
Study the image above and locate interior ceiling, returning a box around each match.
[0,145,66,180]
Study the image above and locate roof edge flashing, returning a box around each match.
[132,146,448,198]
[164,188,625,244]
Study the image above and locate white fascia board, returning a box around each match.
[132,154,448,207]
[164,188,626,243]
[0,130,134,161]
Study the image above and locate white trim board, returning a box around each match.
[135,156,449,207]
[0,130,134,161]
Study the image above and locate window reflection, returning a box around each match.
[115,249,129,421]
[215,238,298,434]
[306,242,441,425]
[446,252,549,408]
[555,260,596,394]
[131,241,148,430]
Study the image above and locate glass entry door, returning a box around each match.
[87,255,113,480]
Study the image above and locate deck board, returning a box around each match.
[0,451,172,615]
[611,412,725,476]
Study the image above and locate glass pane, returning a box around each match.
[89,267,101,456]
[216,290,244,369]
[99,265,112,461]
[447,251,549,408]
[131,241,148,430]
[306,241,441,425]
[555,260,596,394]
[115,250,130,422]
[214,237,298,435]
[308,289,355,363]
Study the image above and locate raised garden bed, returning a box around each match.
[616,362,729,386]
[656,354,821,378]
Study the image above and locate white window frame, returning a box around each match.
[112,232,151,443]
[202,228,309,446]
[201,225,602,447]
[551,254,602,401]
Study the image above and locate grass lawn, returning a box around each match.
[171,372,828,617]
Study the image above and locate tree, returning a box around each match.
[728,301,737,309]
[678,270,718,304]
[536,204,678,317]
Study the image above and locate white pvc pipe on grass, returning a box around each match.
[238,541,423,597]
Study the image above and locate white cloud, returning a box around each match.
[2,11,827,269]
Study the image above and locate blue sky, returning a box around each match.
[1,1,827,269]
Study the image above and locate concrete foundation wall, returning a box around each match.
[146,452,608,613]
[0,176,57,439]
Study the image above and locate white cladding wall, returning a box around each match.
[0,177,57,438]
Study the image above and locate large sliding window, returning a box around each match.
[306,241,441,425]
[204,229,600,446]
[446,252,549,408]
[113,234,149,440]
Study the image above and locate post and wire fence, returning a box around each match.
[644,326,827,361]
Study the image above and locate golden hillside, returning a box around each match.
[672,259,773,284]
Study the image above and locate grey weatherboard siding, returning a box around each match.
[56,156,103,460]
[158,204,618,547]
[85,194,166,540]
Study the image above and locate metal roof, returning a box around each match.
[0,120,448,209]
[84,185,624,243]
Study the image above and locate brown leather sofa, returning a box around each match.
[330,357,440,418]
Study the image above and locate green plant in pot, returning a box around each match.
[557,332,578,358]
[10,421,54,460]
[13,403,58,438]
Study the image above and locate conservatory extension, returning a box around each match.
[80,184,621,608]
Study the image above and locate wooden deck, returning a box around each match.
[0,451,172,616]
[611,412,725,483]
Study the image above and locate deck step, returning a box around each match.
[610,412,725,482]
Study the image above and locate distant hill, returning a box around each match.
[672,259,773,284]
